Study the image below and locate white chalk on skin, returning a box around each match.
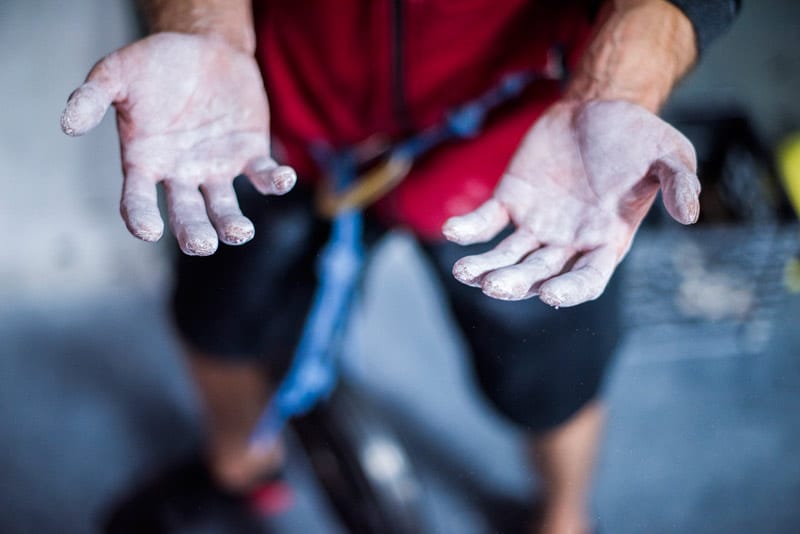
[61,82,112,137]
[201,181,256,245]
[480,246,574,301]
[246,157,297,196]
[452,230,538,287]
[165,181,219,256]
[442,198,509,245]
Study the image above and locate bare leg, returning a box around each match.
[185,347,284,492]
[529,401,605,534]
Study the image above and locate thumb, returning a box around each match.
[61,54,123,137]
[653,149,701,225]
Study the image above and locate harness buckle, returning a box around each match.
[316,152,412,218]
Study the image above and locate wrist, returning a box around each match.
[565,0,696,112]
[139,0,256,54]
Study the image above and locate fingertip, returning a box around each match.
[442,217,469,245]
[270,165,296,195]
[655,154,701,226]
[538,276,603,308]
[481,279,507,300]
[442,216,490,246]
[441,198,509,245]
[665,175,701,225]
[480,274,527,301]
[121,208,164,242]
[181,237,219,256]
[201,182,256,245]
[247,158,297,196]
[538,283,573,308]
[538,275,584,308]
[130,221,164,242]
[61,83,110,136]
[60,108,78,136]
[218,218,255,245]
[178,225,219,256]
[452,257,482,287]
[538,285,566,308]
[679,199,700,225]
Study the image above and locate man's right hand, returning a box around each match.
[61,32,296,255]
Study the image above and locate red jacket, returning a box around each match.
[254,0,593,239]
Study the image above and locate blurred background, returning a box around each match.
[1,1,799,533]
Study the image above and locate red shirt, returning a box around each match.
[254,0,593,240]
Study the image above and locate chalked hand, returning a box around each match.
[443,99,699,307]
[61,32,295,256]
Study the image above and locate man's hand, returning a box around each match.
[61,32,296,255]
[443,99,698,307]
[443,0,699,306]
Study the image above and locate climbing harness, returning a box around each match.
[250,70,547,447]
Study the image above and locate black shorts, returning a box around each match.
[173,180,621,433]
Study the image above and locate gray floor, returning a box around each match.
[2,1,800,533]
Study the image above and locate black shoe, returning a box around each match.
[103,456,265,534]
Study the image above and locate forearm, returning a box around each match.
[565,0,697,112]
[138,0,255,53]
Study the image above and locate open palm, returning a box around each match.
[62,33,295,255]
[443,100,700,307]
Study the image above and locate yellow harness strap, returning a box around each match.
[316,153,412,218]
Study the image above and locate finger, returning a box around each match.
[165,181,219,256]
[538,246,617,308]
[201,182,255,245]
[61,55,122,137]
[481,246,574,301]
[452,230,539,287]
[442,198,510,245]
[245,156,297,196]
[120,170,164,242]
[653,153,701,225]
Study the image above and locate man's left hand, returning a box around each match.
[442,99,699,307]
